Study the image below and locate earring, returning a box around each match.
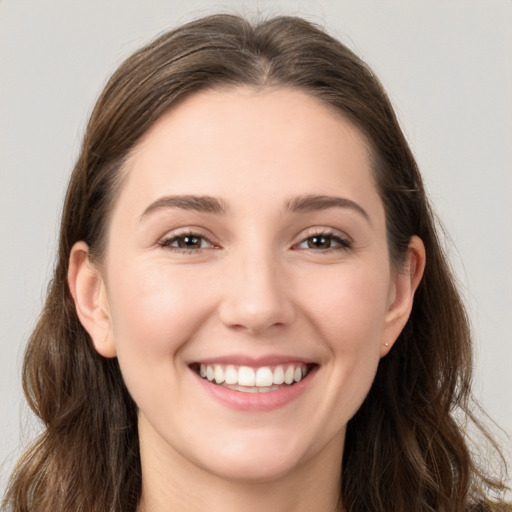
[384,343,390,347]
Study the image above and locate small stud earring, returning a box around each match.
[384,343,390,347]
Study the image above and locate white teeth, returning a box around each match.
[255,367,273,387]
[197,363,310,389]
[273,365,285,385]
[284,366,295,385]
[224,365,238,385]
[238,366,255,386]
[214,365,225,384]
[224,384,281,393]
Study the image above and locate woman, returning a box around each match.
[2,14,509,512]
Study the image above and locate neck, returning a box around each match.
[138,475,342,512]
[136,426,344,512]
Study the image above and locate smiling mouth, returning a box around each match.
[190,363,315,393]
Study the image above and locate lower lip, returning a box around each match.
[193,367,317,412]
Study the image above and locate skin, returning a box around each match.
[69,87,425,512]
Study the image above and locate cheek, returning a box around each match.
[105,260,217,392]
[299,261,392,350]
[217,260,381,448]
[298,262,390,415]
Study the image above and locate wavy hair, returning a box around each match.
[2,14,510,512]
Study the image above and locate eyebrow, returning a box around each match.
[140,193,370,223]
[286,194,371,224]
[140,195,227,220]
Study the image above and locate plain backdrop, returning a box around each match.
[1,0,511,494]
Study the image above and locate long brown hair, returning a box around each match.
[2,14,509,512]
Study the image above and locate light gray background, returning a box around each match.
[1,0,511,494]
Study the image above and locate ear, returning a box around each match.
[380,236,426,357]
[68,241,117,358]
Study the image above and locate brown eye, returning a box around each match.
[159,233,212,251]
[176,235,203,249]
[307,236,332,249]
[297,232,352,251]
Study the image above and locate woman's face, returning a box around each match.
[82,87,418,483]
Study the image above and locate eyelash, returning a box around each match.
[158,231,215,253]
[158,229,352,254]
[294,230,352,252]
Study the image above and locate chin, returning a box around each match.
[191,429,311,483]
[202,453,303,484]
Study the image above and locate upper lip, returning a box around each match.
[190,354,317,367]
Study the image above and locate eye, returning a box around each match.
[158,232,214,252]
[296,232,352,251]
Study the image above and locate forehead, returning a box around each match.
[134,86,370,158]
[115,86,382,220]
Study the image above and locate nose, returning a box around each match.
[218,248,295,334]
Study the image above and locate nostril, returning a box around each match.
[218,299,295,334]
